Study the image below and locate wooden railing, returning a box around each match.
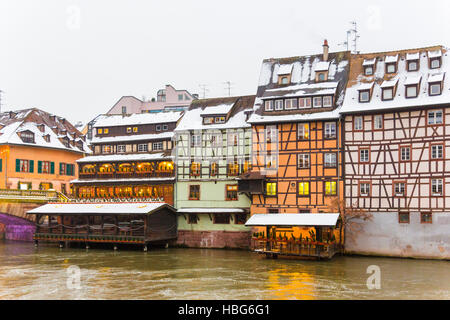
[0,189,60,201]
[251,238,338,259]
[78,171,174,180]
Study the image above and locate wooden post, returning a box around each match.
[87,215,90,235]
[129,215,133,236]
[144,214,148,240]
[60,215,64,235]
[266,226,270,252]
[36,214,41,233]
[101,215,104,235]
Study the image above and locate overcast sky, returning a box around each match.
[0,0,449,125]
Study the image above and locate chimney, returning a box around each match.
[323,39,329,62]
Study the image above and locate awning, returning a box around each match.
[245,213,340,227]
[27,202,176,215]
[177,208,245,213]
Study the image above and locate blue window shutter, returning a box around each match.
[16,159,20,172]
[29,160,34,173]
[37,161,42,174]
[50,162,55,174]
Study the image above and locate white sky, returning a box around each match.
[0,0,449,125]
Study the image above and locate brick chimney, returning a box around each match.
[323,39,329,62]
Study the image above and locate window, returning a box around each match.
[215,117,225,123]
[431,179,443,196]
[117,145,126,153]
[20,131,35,143]
[298,182,310,196]
[226,185,238,201]
[323,96,333,107]
[156,125,161,131]
[210,134,222,147]
[318,73,326,81]
[189,185,200,200]
[40,161,51,174]
[359,90,370,103]
[190,162,201,176]
[16,159,33,173]
[406,85,418,98]
[354,116,363,131]
[408,61,419,71]
[299,97,312,109]
[399,212,410,224]
[178,94,183,101]
[364,66,373,76]
[204,117,214,124]
[235,213,247,225]
[285,98,298,110]
[265,154,277,169]
[325,181,337,196]
[430,58,441,69]
[313,97,322,108]
[104,128,109,134]
[138,144,148,152]
[373,115,383,130]
[400,146,411,161]
[214,214,230,224]
[382,88,394,101]
[122,106,127,114]
[126,127,132,133]
[60,163,66,175]
[360,148,370,163]
[163,124,168,131]
[275,100,284,110]
[228,132,238,146]
[431,145,443,159]
[265,100,274,111]
[298,123,309,140]
[428,110,443,125]
[324,122,336,139]
[421,212,432,224]
[210,162,218,176]
[360,182,370,197]
[394,182,406,197]
[227,162,240,176]
[152,142,163,151]
[324,153,337,168]
[298,154,310,169]
[429,83,442,96]
[188,214,198,224]
[102,145,112,153]
[191,134,201,147]
[266,182,277,196]
[265,125,277,143]
[133,127,138,133]
[386,63,396,74]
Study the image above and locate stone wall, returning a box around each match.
[345,212,450,260]
[176,230,251,249]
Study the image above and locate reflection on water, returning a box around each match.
[0,241,449,300]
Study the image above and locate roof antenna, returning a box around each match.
[350,21,360,53]
[0,90,3,113]
[223,81,234,97]
[199,84,209,99]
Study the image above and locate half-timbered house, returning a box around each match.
[241,42,351,257]
[341,45,450,259]
[71,112,182,205]
[174,96,255,248]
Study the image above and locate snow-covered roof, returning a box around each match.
[362,58,376,66]
[175,96,254,131]
[71,177,175,184]
[245,213,340,227]
[248,108,340,124]
[199,103,234,116]
[358,82,374,90]
[0,108,90,154]
[406,52,420,60]
[428,50,442,58]
[90,132,174,144]
[385,55,398,63]
[177,208,245,213]
[277,64,293,75]
[314,61,330,72]
[27,202,175,215]
[261,81,339,99]
[380,79,398,88]
[77,152,170,163]
[93,111,183,128]
[341,46,450,114]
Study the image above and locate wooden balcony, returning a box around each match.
[251,238,338,260]
[78,171,174,180]
[0,189,63,203]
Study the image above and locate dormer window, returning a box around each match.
[430,58,441,69]
[299,97,312,109]
[386,63,396,74]
[363,58,376,76]
[323,96,333,107]
[405,85,418,98]
[279,76,290,85]
[359,90,371,103]
[215,116,225,123]
[364,66,374,76]
[429,83,442,96]
[43,135,50,143]
[20,131,35,143]
[285,98,298,110]
[37,124,45,133]
[274,100,283,111]
[318,73,326,81]
[313,97,322,108]
[277,64,293,85]
[265,100,274,111]
[204,117,214,124]
[382,87,394,100]
[407,60,419,71]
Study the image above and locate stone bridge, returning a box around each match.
[0,190,68,242]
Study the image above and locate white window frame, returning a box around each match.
[298,123,309,140]
[360,149,369,162]
[394,183,405,196]
[191,134,202,147]
[152,142,163,151]
[382,87,394,100]
[138,143,148,152]
[364,66,373,76]
[324,153,337,168]
[431,145,443,159]
[156,125,161,131]
[299,97,311,109]
[428,110,443,125]
[431,179,443,195]
[298,154,310,168]
[323,96,333,107]
[386,63,396,74]
[275,100,284,111]
[430,83,442,96]
[359,91,370,102]
[406,85,418,98]
[313,97,322,108]
[324,122,337,139]
[430,58,441,69]
[408,61,418,71]
[354,116,363,130]
[360,183,370,196]
[285,98,298,110]
[400,147,411,161]
[374,115,383,130]
[265,100,274,111]
[117,145,126,153]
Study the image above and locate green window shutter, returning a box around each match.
[16,159,20,172]
[66,164,70,176]
[71,164,75,176]
[0,159,2,172]
[37,161,42,174]
[50,162,55,174]
[29,160,34,173]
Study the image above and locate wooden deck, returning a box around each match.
[251,239,339,260]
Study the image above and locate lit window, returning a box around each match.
[428,110,443,125]
[298,182,310,196]
[431,145,443,159]
[360,183,370,196]
[382,88,394,100]
[189,185,200,200]
[324,122,336,139]
[226,185,238,201]
[104,128,109,134]
[323,96,333,107]
[406,85,418,98]
[133,127,138,133]
[97,128,103,135]
[313,97,322,108]
[360,149,369,162]
[210,162,218,176]
[394,182,406,196]
[266,182,277,196]
[298,123,309,140]
[431,179,443,195]
[298,154,310,168]
[215,117,225,123]
[285,98,298,110]
[430,83,442,96]
[265,125,277,143]
[324,153,337,168]
[374,115,383,130]
[190,162,201,176]
[227,162,240,176]
[275,100,284,110]
[354,116,363,130]
[138,144,148,152]
[102,145,112,153]
[265,100,274,111]
[265,154,277,169]
[325,181,337,196]
[204,117,213,124]
[400,146,411,161]
[126,127,131,133]
[299,97,312,108]
[359,90,370,102]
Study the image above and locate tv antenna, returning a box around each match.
[339,21,360,53]
[223,81,234,97]
[199,84,209,99]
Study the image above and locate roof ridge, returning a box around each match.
[354,44,444,57]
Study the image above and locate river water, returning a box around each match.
[0,240,449,300]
